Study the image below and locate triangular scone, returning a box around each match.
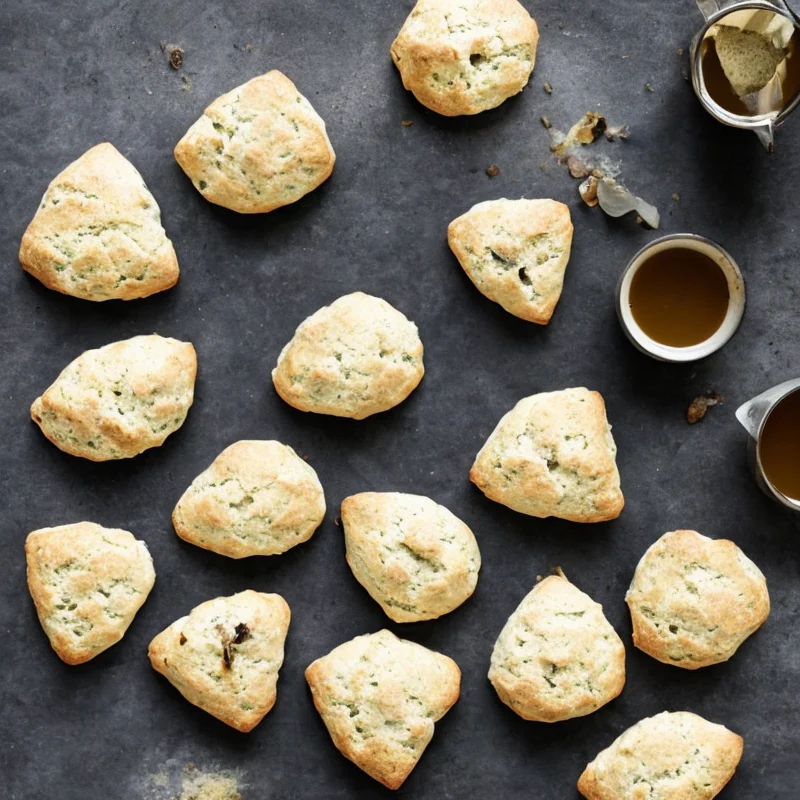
[148,590,290,732]
[31,334,197,461]
[305,629,460,789]
[578,711,744,799]
[19,143,179,301]
[25,522,155,665]
[172,440,326,558]
[448,199,574,324]
[174,70,335,214]
[470,388,624,522]
[489,575,625,722]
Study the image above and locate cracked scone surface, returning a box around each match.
[272,292,424,419]
[31,334,196,461]
[577,711,744,800]
[174,70,335,214]
[19,143,179,301]
[626,530,770,670]
[305,629,460,789]
[448,198,573,324]
[342,492,481,622]
[148,590,290,733]
[489,575,625,722]
[26,522,155,665]
[390,0,539,116]
[470,388,623,522]
[173,440,326,558]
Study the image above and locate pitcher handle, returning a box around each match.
[735,378,800,440]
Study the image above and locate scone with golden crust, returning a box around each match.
[172,440,326,558]
[391,0,539,116]
[31,334,196,461]
[626,530,770,670]
[578,711,744,799]
[174,70,335,214]
[342,492,481,622]
[305,629,460,789]
[272,292,424,420]
[26,522,155,665]
[489,575,625,722]
[448,199,574,324]
[148,590,290,733]
[19,143,179,301]
[470,388,623,522]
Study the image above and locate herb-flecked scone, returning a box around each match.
[577,711,744,799]
[272,292,424,420]
[391,0,539,116]
[31,334,197,461]
[305,630,460,789]
[470,388,623,522]
[489,574,625,722]
[25,522,155,665]
[19,143,179,301]
[148,590,290,733]
[341,492,481,622]
[626,530,770,670]
[172,440,326,558]
[174,70,335,214]
[448,198,574,324]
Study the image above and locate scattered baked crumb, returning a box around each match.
[566,155,589,178]
[645,82,655,92]
[181,74,192,92]
[244,43,253,52]
[401,119,414,127]
[676,47,684,56]
[605,124,630,142]
[334,517,340,527]
[539,162,547,171]
[579,176,599,207]
[543,81,553,94]
[167,46,184,70]
[486,164,500,177]
[672,192,681,201]
[687,392,723,424]
[540,114,552,129]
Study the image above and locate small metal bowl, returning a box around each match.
[616,233,746,363]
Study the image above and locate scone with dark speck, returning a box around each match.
[174,70,335,214]
[272,292,424,419]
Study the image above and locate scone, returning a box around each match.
[172,440,326,558]
[341,492,481,622]
[148,590,290,732]
[470,388,624,522]
[448,199,574,324]
[391,0,539,116]
[272,292,424,420]
[626,529,770,669]
[578,711,744,799]
[305,629,460,789]
[19,143,179,301]
[489,574,625,722]
[25,522,155,665]
[174,70,335,214]
[31,334,197,461]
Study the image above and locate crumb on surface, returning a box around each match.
[687,392,723,424]
[645,82,655,92]
[672,192,681,202]
[540,114,551,129]
[401,119,414,127]
[543,81,553,94]
[486,164,500,178]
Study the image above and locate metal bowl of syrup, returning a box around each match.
[616,234,746,362]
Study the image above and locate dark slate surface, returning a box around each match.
[2,0,800,797]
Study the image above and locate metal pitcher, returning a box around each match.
[736,378,800,509]
[690,0,800,151]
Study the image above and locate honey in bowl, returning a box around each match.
[628,248,730,348]
[759,390,800,502]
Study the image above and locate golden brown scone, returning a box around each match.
[19,143,179,301]
[390,0,539,116]
[341,492,481,622]
[577,711,744,799]
[174,70,335,214]
[172,440,326,558]
[448,198,574,324]
[305,630,460,789]
[626,530,770,669]
[470,388,623,522]
[25,522,155,665]
[30,334,197,461]
[148,590,290,733]
[272,292,424,420]
[489,574,625,722]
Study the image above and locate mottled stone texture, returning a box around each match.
[2,0,800,798]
